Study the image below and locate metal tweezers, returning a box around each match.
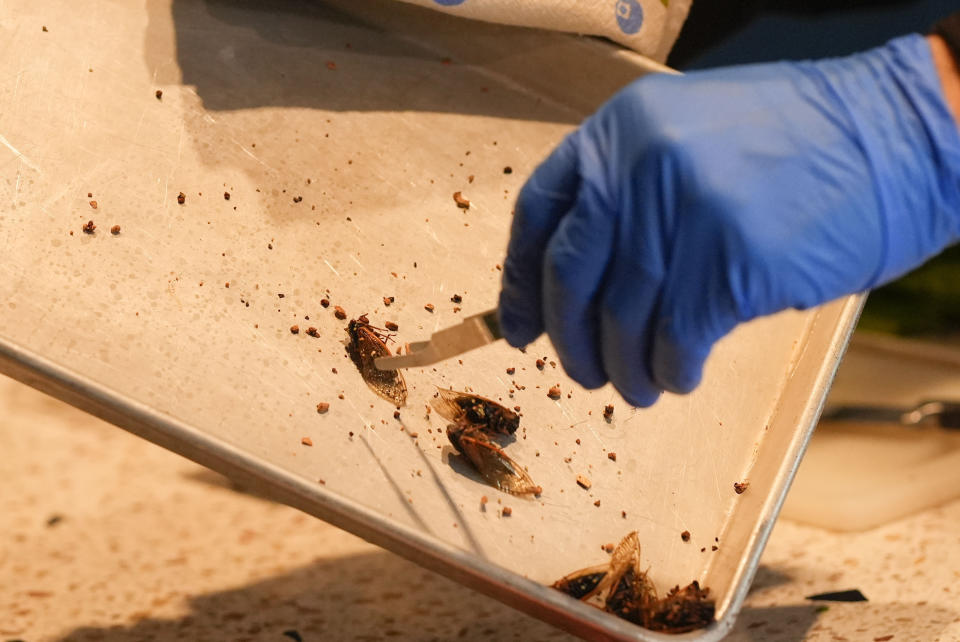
[375,308,502,370]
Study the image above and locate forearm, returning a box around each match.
[928,34,960,125]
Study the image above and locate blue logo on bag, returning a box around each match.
[434,0,466,5]
[615,0,643,34]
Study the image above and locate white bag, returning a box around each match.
[394,0,691,62]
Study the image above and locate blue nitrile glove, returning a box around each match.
[499,34,960,407]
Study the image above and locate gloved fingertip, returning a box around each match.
[560,361,607,391]
[657,364,703,395]
[497,302,543,348]
[619,385,662,409]
[650,327,709,395]
[576,373,608,391]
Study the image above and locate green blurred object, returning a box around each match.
[859,245,960,339]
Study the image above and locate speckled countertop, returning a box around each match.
[1,375,958,642]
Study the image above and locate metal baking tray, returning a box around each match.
[0,0,861,639]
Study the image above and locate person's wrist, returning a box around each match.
[928,34,960,126]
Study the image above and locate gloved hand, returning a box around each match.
[499,34,960,407]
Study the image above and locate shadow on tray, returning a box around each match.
[144,0,641,124]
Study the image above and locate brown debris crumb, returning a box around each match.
[316,402,330,414]
[424,303,435,313]
[177,192,186,204]
[155,89,162,99]
[506,367,515,375]
[393,410,401,420]
[607,452,617,462]
[603,404,615,418]
[306,327,319,337]
[602,543,615,554]
[82,220,96,234]
[873,636,894,642]
[320,298,330,308]
[547,385,562,400]
[450,293,462,303]
[224,191,230,200]
[301,437,313,447]
[593,500,601,507]
[293,195,302,203]
[453,191,470,209]
[385,321,399,331]
[711,545,718,551]
[501,506,512,517]
[681,530,691,542]
[110,225,121,235]
[621,510,627,518]
[734,482,749,494]
[89,200,98,209]
[480,495,488,505]
[42,25,48,32]
[503,166,513,174]
[576,475,591,490]
[536,358,545,370]
[290,325,300,334]
[334,306,347,320]
[383,296,394,306]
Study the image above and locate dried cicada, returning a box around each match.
[551,531,715,634]
[432,388,539,496]
[345,316,407,407]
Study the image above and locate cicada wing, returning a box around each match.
[608,531,641,579]
[457,433,541,496]
[601,531,659,623]
[374,365,407,407]
[594,531,644,603]
[431,388,467,424]
[552,565,610,601]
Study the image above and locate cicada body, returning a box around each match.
[432,388,519,436]
[643,581,715,634]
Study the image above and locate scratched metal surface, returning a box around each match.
[0,1,860,639]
